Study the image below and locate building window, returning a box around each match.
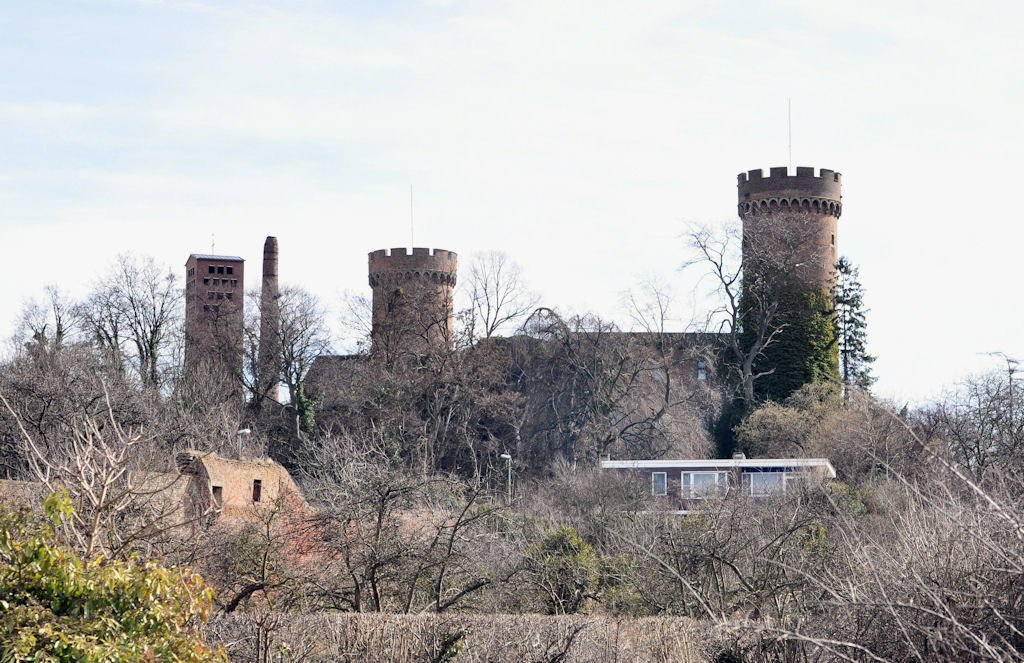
[682,471,727,498]
[208,266,215,274]
[743,472,785,496]
[226,292,233,300]
[203,277,210,285]
[651,472,667,496]
[226,266,233,275]
[216,292,224,300]
[697,359,708,382]
[252,479,262,503]
[231,279,238,287]
[783,473,805,493]
[217,266,225,274]
[207,292,215,300]
[211,486,223,509]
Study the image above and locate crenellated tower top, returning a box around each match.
[738,166,842,219]
[368,247,458,288]
[368,247,458,357]
[737,166,843,289]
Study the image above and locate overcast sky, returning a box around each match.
[2,0,1022,405]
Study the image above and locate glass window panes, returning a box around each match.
[651,472,667,496]
[681,471,726,498]
[744,472,784,496]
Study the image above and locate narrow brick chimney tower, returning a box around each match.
[257,236,281,403]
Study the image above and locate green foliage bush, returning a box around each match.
[826,480,867,516]
[527,525,602,615]
[0,493,224,662]
[735,382,841,457]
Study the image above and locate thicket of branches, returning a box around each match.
[1,251,1022,662]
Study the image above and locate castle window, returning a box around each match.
[226,266,234,275]
[831,234,835,246]
[252,479,262,503]
[697,360,708,382]
[651,472,667,496]
[211,486,223,509]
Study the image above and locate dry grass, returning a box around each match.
[206,612,719,662]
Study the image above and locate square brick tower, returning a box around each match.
[185,253,245,381]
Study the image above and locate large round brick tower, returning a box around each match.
[736,166,843,402]
[737,166,841,288]
[368,247,458,356]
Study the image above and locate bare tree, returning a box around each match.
[295,432,506,613]
[244,286,333,410]
[685,225,777,409]
[464,251,538,342]
[518,307,716,466]
[924,370,1024,478]
[13,285,79,360]
[684,218,831,410]
[0,388,195,560]
[79,254,182,390]
[337,289,374,355]
[277,286,334,406]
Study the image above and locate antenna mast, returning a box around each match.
[409,184,415,248]
[788,98,792,171]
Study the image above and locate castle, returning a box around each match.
[184,165,843,450]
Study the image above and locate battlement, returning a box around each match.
[738,166,842,202]
[368,247,458,287]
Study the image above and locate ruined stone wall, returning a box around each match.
[176,451,305,520]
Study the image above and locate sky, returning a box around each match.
[1,0,1022,405]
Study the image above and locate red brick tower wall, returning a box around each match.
[257,237,281,402]
[368,247,458,355]
[737,166,842,288]
[184,254,245,380]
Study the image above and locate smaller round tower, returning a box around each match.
[737,166,842,288]
[368,247,458,355]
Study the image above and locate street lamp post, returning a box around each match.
[499,453,512,506]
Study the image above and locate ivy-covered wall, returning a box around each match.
[745,284,838,404]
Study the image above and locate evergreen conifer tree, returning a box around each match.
[834,257,875,394]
